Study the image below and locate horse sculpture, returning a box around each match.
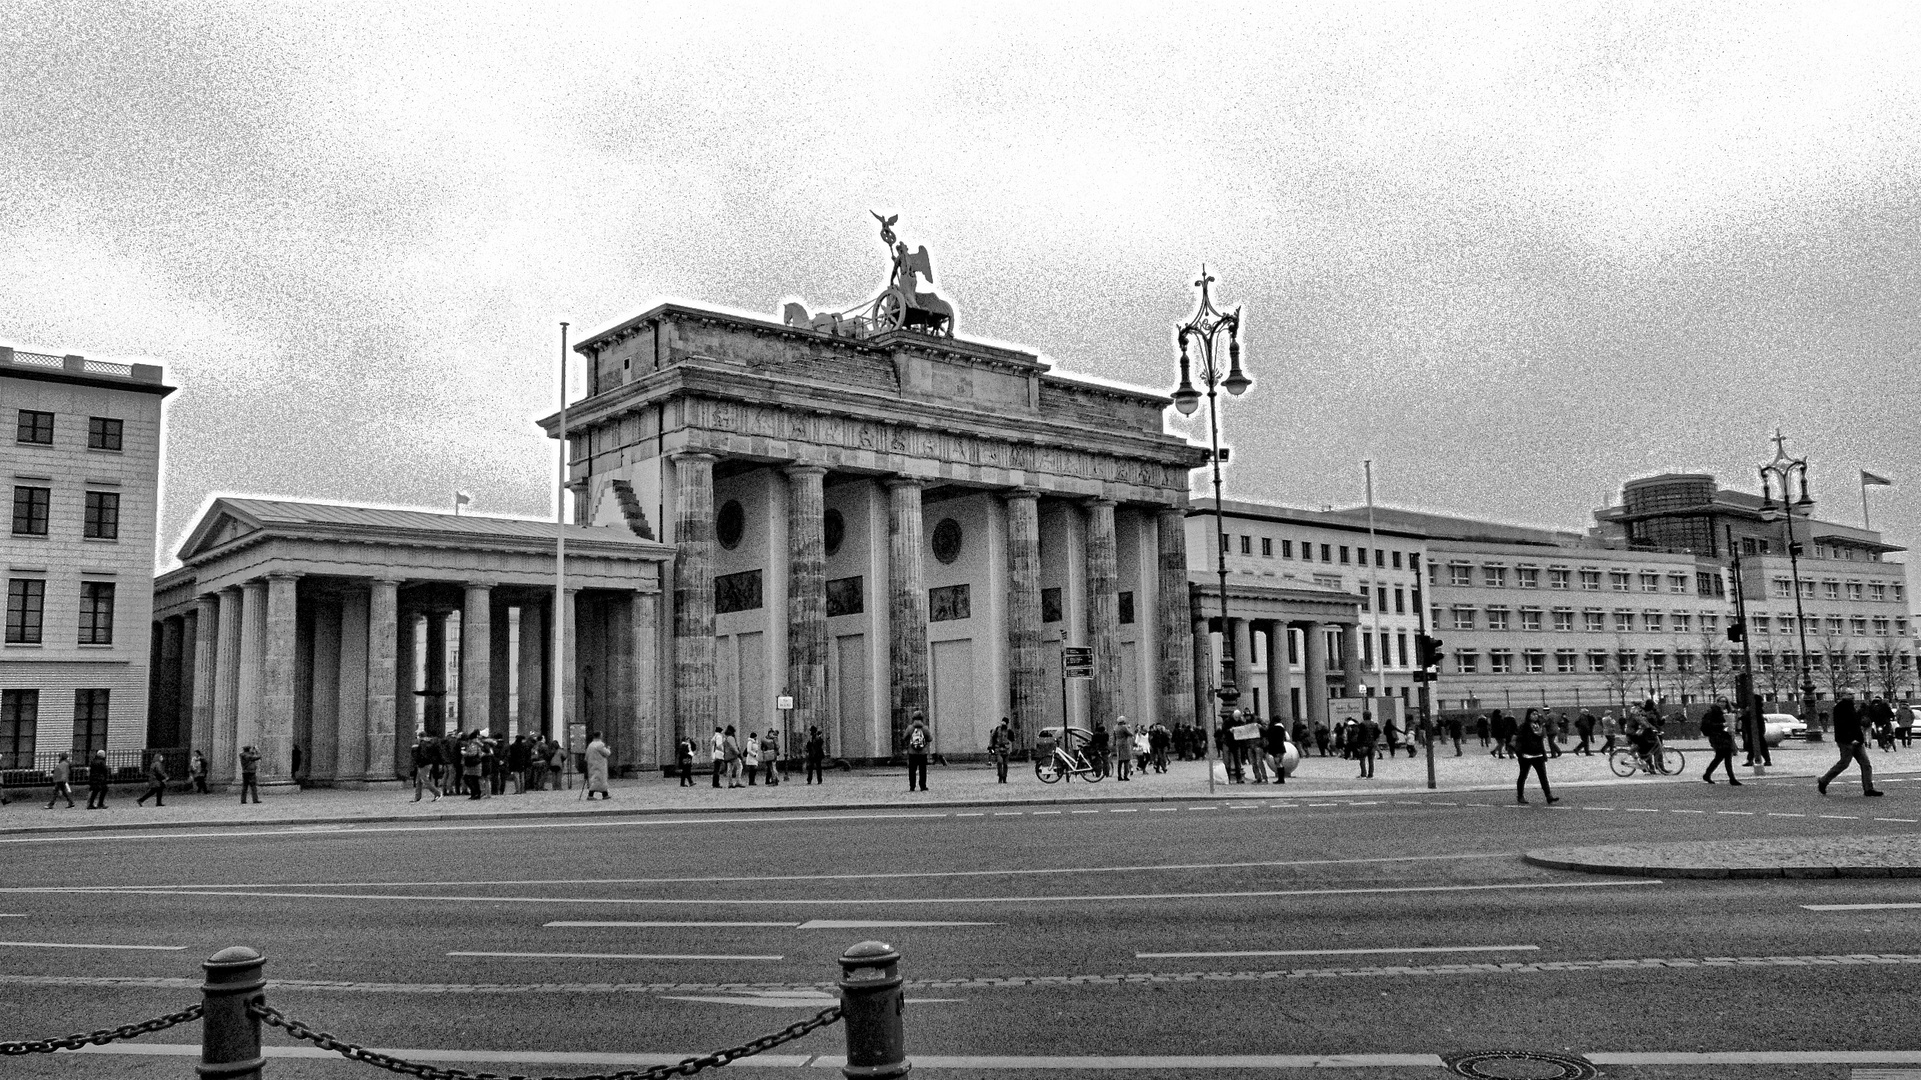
[779,214,955,338]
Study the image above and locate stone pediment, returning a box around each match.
[178,506,263,560]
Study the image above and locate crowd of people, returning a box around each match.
[406,729,589,801]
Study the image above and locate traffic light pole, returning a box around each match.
[1414,555,1436,790]
[1726,525,1765,777]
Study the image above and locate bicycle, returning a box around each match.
[1035,743,1104,784]
[1608,741,1685,777]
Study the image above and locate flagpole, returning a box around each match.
[1862,473,1872,531]
[555,321,569,786]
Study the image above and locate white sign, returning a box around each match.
[776,694,795,711]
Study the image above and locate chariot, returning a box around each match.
[781,213,955,339]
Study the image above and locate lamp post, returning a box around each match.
[1170,267,1250,768]
[1758,431,1821,741]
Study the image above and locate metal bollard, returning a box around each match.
[198,946,267,1080]
[838,940,909,1080]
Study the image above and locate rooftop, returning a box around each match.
[0,346,173,395]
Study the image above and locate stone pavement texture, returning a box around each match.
[2,737,1912,837]
[1526,834,1921,879]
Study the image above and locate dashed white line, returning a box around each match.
[1032,811,1061,816]
[1874,818,1919,823]
[1624,808,1660,813]
[993,812,1023,817]
[1671,810,1705,814]
[0,941,185,951]
[953,813,985,818]
[1819,815,1861,821]
[1070,810,1101,815]
[1137,944,1540,959]
[1802,903,1921,911]
[545,921,795,928]
[449,951,782,961]
[1582,807,1614,812]
[1148,808,1179,813]
[1716,811,1755,816]
[1769,813,1806,818]
[1110,809,1138,814]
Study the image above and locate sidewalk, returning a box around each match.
[1526,835,1921,879]
[3,738,1913,836]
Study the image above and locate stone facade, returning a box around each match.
[545,303,1210,761]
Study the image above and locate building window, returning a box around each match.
[1394,587,1405,614]
[1451,607,1476,630]
[1455,651,1479,674]
[1282,539,1294,558]
[1449,564,1473,588]
[1555,650,1576,674]
[1516,567,1539,589]
[1391,551,1402,569]
[1485,606,1510,631]
[1396,632,1408,667]
[713,569,762,614]
[1617,650,1638,672]
[1339,545,1350,564]
[1799,580,1815,600]
[715,500,745,550]
[1826,617,1844,635]
[1377,585,1389,612]
[78,581,116,644]
[824,509,845,556]
[1488,650,1514,674]
[1041,587,1063,624]
[16,410,53,444]
[1260,537,1272,557]
[1644,612,1664,632]
[1874,618,1890,636]
[87,417,123,451]
[6,579,45,644]
[1672,612,1692,632]
[83,491,120,540]
[825,576,863,617]
[1610,571,1631,592]
[1646,651,1668,672]
[1851,618,1868,636]
[72,689,109,756]
[1667,574,1687,594]
[1846,582,1864,602]
[1522,650,1545,674]
[1220,534,1230,555]
[1580,569,1601,591]
[1519,607,1542,632]
[1823,581,1840,600]
[1586,651,1609,673]
[1357,547,1368,565]
[1552,608,1574,632]
[930,519,963,564]
[0,689,36,769]
[1548,568,1570,590]
[1778,615,1794,635]
[1240,535,1252,555]
[1613,611,1634,633]
[12,486,51,536]
[1870,583,1887,602]
[928,584,971,622]
[1118,591,1135,625]
[1483,565,1507,588]
[1320,544,1331,562]
[1773,578,1791,598]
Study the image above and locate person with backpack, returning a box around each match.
[988,718,1012,783]
[905,714,931,791]
[1699,698,1741,785]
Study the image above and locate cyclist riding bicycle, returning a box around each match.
[1626,717,1661,773]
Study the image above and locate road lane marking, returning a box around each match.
[1110,809,1137,813]
[0,940,185,951]
[1623,808,1659,813]
[448,951,783,961]
[1874,818,1919,823]
[1031,811,1061,816]
[1716,811,1754,815]
[1136,945,1540,959]
[1148,808,1178,812]
[992,812,1022,816]
[794,920,1001,929]
[48,879,1661,908]
[1070,810,1101,815]
[1769,812,1806,817]
[953,813,984,818]
[1803,903,1921,911]
[1671,809,1704,814]
[0,851,1517,896]
[545,921,798,928]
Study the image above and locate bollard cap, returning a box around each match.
[839,940,900,979]
[206,946,263,966]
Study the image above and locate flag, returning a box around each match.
[1861,470,1893,488]
[454,491,472,514]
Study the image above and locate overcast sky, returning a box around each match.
[3,2,1916,584]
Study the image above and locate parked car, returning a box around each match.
[1763,712,1807,746]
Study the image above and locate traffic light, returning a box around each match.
[1727,619,1745,643]
[1416,634,1444,669]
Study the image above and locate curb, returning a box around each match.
[1523,851,1921,880]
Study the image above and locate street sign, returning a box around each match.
[1062,646,1094,679]
[776,694,795,711]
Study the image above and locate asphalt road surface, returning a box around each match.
[4,773,1921,1079]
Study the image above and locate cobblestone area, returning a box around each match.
[1526,834,1921,878]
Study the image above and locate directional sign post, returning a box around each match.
[1061,646,1094,746]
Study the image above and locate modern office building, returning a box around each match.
[2,346,173,770]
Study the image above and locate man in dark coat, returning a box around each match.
[1699,698,1741,785]
[85,750,111,809]
[1818,693,1883,796]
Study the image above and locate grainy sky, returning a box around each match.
[2,2,1916,586]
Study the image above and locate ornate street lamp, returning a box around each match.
[1757,430,1821,740]
[1172,267,1250,748]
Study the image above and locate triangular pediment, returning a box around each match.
[177,502,265,561]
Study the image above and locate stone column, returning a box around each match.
[190,594,219,759]
[1084,499,1122,729]
[489,600,512,738]
[1229,618,1255,715]
[672,452,718,741]
[886,477,928,752]
[561,589,580,740]
[210,588,243,786]
[1191,617,1213,731]
[235,580,267,780]
[336,587,370,784]
[1003,489,1044,743]
[259,572,301,784]
[309,601,341,783]
[1156,507,1194,740]
[366,580,399,780]
[1341,622,1365,698]
[423,611,448,736]
[785,464,829,746]
[1302,621,1330,731]
[517,601,546,738]
[461,583,493,735]
[158,617,184,745]
[1266,622,1293,728]
[629,591,660,767]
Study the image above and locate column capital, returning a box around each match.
[463,581,497,593]
[220,583,245,596]
[1000,486,1041,503]
[195,592,222,605]
[885,475,925,491]
[670,450,719,466]
[1081,496,1118,509]
[783,462,829,479]
[264,571,303,583]
[369,578,401,587]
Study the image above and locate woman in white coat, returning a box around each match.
[584,732,613,800]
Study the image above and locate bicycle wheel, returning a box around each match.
[1036,758,1063,784]
[1076,756,1103,783]
[1608,749,1637,777]
[1660,747,1685,775]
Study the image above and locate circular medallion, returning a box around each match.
[931,518,963,564]
[716,500,745,550]
[824,509,845,557]
[1444,1051,1598,1080]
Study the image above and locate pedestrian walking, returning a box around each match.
[584,732,613,800]
[45,752,75,808]
[238,746,261,803]
[724,725,743,788]
[1475,713,1491,749]
[1699,698,1741,785]
[743,731,762,785]
[1513,711,1559,805]
[135,752,169,807]
[1490,709,1513,759]
[509,734,531,794]
[461,734,484,799]
[710,726,727,787]
[1355,714,1377,778]
[86,750,111,809]
[1900,702,1916,749]
[988,717,1012,783]
[410,733,439,802]
[1818,693,1883,797]
[1114,719,1134,781]
[1264,719,1290,784]
[1599,712,1619,755]
[527,736,550,792]
[762,731,782,785]
[1869,697,1896,753]
[676,735,696,786]
[805,726,826,785]
[1446,715,1465,756]
[1573,711,1594,755]
[190,750,210,793]
[1313,722,1331,757]
[1089,721,1111,779]
[905,713,931,791]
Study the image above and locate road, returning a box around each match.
[3,772,1919,1079]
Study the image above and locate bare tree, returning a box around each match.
[1694,625,1731,702]
[1818,626,1857,701]
[1871,636,1914,701]
[1759,647,1801,709]
[1599,634,1636,713]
